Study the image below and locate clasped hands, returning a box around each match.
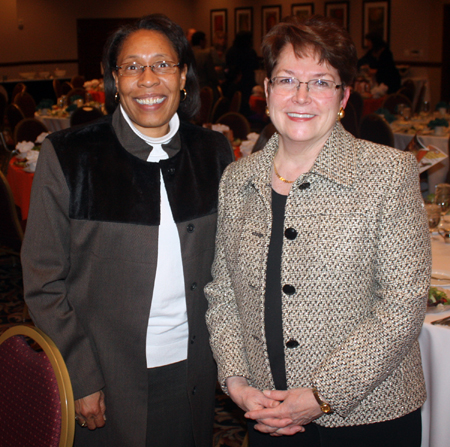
[226,376,323,436]
[75,390,106,430]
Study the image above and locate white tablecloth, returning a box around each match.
[419,235,450,447]
[393,132,449,194]
[36,114,71,132]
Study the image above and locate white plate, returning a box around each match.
[431,270,450,287]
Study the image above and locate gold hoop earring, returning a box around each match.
[115,92,120,103]
[180,89,187,102]
[265,107,270,117]
[338,107,345,121]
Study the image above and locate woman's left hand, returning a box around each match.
[245,388,324,436]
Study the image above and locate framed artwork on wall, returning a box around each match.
[325,2,349,30]
[291,3,314,21]
[362,0,390,47]
[235,7,253,35]
[210,9,227,46]
[261,5,281,38]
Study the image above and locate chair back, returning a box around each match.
[216,112,251,140]
[70,106,104,127]
[61,81,73,96]
[0,325,75,447]
[252,122,276,154]
[66,88,87,105]
[414,83,426,114]
[0,92,7,148]
[13,91,36,118]
[11,83,26,103]
[0,84,8,102]
[381,93,412,114]
[53,79,62,99]
[197,86,214,125]
[0,171,24,251]
[341,102,360,138]
[211,96,230,124]
[229,90,242,113]
[70,75,85,89]
[347,91,364,127]
[5,103,25,134]
[399,79,415,103]
[360,113,395,147]
[14,118,49,145]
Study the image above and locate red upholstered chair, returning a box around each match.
[0,325,75,447]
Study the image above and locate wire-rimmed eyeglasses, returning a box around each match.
[269,77,342,98]
[116,61,180,77]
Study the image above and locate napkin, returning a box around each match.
[375,108,396,124]
[35,132,50,144]
[211,123,230,133]
[427,118,449,129]
[25,150,39,163]
[371,83,388,99]
[15,141,34,156]
[36,98,55,110]
[435,101,448,111]
[65,104,77,113]
[246,132,259,142]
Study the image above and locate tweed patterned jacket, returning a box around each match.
[205,122,431,427]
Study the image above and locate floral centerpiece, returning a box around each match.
[13,132,50,172]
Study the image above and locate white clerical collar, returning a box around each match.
[120,105,180,146]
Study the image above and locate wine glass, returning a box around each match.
[425,203,441,234]
[422,101,430,116]
[435,183,450,216]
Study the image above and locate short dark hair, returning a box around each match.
[262,15,357,88]
[102,14,200,120]
[191,31,206,47]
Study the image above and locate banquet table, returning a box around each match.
[391,119,449,194]
[420,234,450,447]
[6,157,34,220]
[35,113,71,132]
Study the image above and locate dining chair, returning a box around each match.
[61,81,73,96]
[381,93,412,115]
[14,117,49,145]
[13,91,37,118]
[53,78,62,100]
[5,103,25,136]
[196,86,214,125]
[398,79,415,104]
[11,82,27,103]
[0,325,75,447]
[70,75,85,89]
[0,170,23,252]
[414,84,426,114]
[229,90,242,113]
[252,122,276,154]
[216,112,251,141]
[66,88,87,105]
[360,113,395,147]
[347,91,364,127]
[341,102,360,138]
[211,96,230,124]
[70,106,104,127]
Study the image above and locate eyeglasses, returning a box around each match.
[116,61,180,77]
[269,77,342,98]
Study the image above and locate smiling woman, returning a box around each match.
[205,15,430,447]
[21,14,233,447]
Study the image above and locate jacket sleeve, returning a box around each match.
[21,139,105,400]
[204,165,251,392]
[312,152,431,417]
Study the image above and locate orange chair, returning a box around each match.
[0,325,75,447]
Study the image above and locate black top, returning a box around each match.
[265,189,288,390]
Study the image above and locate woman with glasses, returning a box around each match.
[205,16,430,447]
[21,14,232,447]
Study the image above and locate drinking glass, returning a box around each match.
[403,107,412,120]
[435,183,450,216]
[425,203,441,233]
[422,101,430,115]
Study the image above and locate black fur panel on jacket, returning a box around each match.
[49,117,233,225]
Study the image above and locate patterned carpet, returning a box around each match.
[0,245,246,446]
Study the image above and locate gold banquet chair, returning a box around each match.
[0,325,75,447]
